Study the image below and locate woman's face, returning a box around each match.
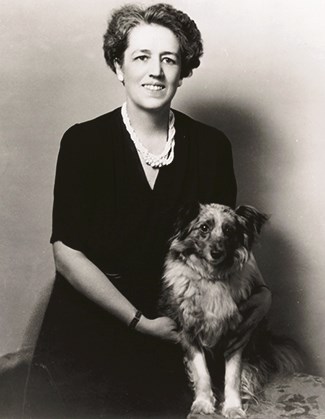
[115,23,182,114]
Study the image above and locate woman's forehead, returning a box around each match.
[126,23,180,55]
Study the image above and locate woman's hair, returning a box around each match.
[103,3,203,79]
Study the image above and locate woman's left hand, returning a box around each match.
[224,286,272,359]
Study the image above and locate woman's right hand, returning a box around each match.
[137,316,180,343]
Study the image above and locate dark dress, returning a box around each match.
[25,108,237,418]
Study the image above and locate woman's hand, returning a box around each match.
[224,286,272,359]
[137,316,180,343]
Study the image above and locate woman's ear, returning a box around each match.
[178,78,183,87]
[114,60,124,83]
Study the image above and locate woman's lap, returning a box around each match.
[25,342,191,418]
[24,275,191,417]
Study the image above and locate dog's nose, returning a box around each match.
[210,249,224,260]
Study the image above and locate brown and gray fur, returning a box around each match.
[160,203,301,418]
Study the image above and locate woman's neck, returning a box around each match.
[125,101,170,138]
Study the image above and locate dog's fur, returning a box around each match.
[160,203,301,418]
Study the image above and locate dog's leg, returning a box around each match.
[185,346,216,415]
[222,349,246,418]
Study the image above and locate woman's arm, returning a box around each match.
[53,241,179,343]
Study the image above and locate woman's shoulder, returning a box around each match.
[60,107,122,149]
[173,109,231,149]
[74,107,121,129]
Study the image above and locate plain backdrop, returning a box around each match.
[1,0,325,376]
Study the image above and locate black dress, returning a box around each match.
[25,108,237,418]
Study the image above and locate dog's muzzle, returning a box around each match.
[210,242,226,262]
[210,249,224,260]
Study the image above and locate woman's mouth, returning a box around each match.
[143,84,165,91]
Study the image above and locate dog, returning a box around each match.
[160,203,301,418]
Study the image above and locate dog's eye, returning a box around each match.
[200,224,209,233]
[223,225,233,235]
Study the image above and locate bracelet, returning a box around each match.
[129,310,142,329]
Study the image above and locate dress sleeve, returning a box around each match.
[50,124,92,252]
[198,124,237,208]
[219,134,237,208]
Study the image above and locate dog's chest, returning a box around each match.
[192,281,238,331]
[167,270,243,347]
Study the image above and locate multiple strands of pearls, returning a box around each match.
[121,103,176,168]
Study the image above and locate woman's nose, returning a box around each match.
[149,57,163,77]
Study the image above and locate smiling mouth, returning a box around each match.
[143,84,165,91]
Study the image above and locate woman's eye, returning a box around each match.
[200,224,209,233]
[162,57,176,65]
[135,55,148,61]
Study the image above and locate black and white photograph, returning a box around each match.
[1,1,325,418]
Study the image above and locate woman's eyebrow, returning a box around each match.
[161,51,179,57]
[131,49,179,57]
[131,49,151,55]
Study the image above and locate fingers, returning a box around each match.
[169,332,181,344]
[161,330,180,344]
[237,299,253,313]
[234,315,256,337]
[238,293,260,313]
[151,317,180,343]
[161,316,178,328]
[238,287,272,315]
[236,300,268,336]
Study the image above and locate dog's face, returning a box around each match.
[170,203,268,273]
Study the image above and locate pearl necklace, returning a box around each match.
[121,103,176,168]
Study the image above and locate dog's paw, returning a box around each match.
[191,397,215,415]
[222,406,246,418]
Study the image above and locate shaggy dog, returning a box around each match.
[160,203,301,418]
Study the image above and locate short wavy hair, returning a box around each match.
[103,3,203,79]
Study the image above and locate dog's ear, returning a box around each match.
[236,205,269,248]
[172,201,201,240]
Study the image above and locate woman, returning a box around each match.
[25,4,271,418]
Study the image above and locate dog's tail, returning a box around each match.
[241,323,303,402]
